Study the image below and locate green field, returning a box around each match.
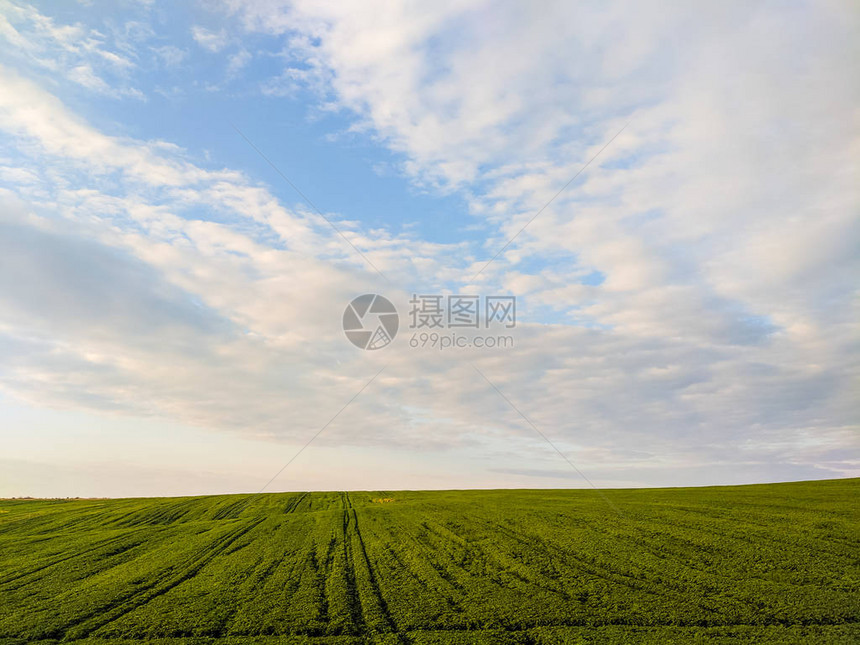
[0,479,857,644]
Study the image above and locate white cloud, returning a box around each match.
[191,25,228,53]
[226,48,251,75]
[0,0,144,98]
[152,44,187,67]
[67,63,111,92]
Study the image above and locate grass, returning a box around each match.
[0,479,857,644]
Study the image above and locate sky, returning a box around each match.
[0,0,857,497]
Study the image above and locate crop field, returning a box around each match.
[0,479,857,644]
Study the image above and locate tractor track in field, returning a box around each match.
[414,514,704,610]
[482,518,687,605]
[385,518,467,613]
[339,494,365,635]
[469,519,575,599]
[345,496,410,644]
[199,500,317,637]
[307,542,329,626]
[199,491,312,635]
[228,527,317,636]
[644,510,856,557]
[318,530,342,627]
[0,531,148,588]
[232,492,315,630]
[56,517,267,641]
[211,497,254,521]
[283,492,309,515]
[410,517,575,608]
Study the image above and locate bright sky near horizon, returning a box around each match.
[0,0,857,497]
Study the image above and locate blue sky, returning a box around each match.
[1,1,475,245]
[0,0,857,496]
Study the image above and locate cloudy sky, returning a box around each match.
[0,0,857,497]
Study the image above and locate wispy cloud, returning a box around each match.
[190,25,228,53]
[226,48,251,76]
[0,0,143,98]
